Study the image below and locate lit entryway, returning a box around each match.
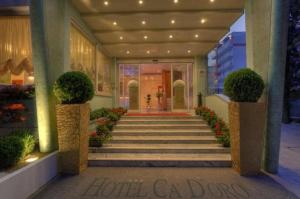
[118,63,193,113]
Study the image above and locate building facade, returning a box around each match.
[208,32,246,94]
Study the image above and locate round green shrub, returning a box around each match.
[224,68,265,102]
[0,136,24,169]
[53,71,94,104]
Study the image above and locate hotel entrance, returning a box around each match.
[118,63,193,113]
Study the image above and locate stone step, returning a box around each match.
[112,129,214,136]
[88,153,232,167]
[114,124,210,130]
[121,116,200,120]
[110,135,217,144]
[89,144,230,154]
[117,120,206,125]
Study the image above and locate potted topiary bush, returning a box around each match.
[224,68,265,176]
[53,71,94,175]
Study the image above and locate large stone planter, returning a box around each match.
[229,102,265,176]
[56,103,90,175]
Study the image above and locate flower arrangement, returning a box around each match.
[145,94,152,108]
[111,107,128,117]
[89,125,112,147]
[89,107,127,148]
[195,106,230,147]
[90,107,127,121]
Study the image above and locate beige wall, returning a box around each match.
[205,94,230,124]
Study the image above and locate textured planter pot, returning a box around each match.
[56,103,90,175]
[229,102,266,176]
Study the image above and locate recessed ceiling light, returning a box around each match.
[104,1,109,6]
[144,35,148,40]
[119,36,123,40]
[201,19,206,24]
[113,21,117,26]
[141,20,146,25]
[187,50,191,53]
[210,0,215,2]
[169,35,173,39]
[174,0,179,4]
[167,50,171,54]
[195,34,199,38]
[171,19,176,24]
[139,0,143,5]
[147,50,150,54]
[126,50,130,54]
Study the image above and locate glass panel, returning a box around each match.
[118,64,139,110]
[172,64,188,110]
[140,63,171,112]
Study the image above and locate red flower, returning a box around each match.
[4,103,25,111]
[215,122,220,130]
[90,132,97,137]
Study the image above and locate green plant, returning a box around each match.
[106,122,114,131]
[94,125,113,146]
[217,130,230,147]
[90,108,110,120]
[11,129,36,158]
[106,112,119,122]
[96,125,110,136]
[224,68,265,102]
[89,132,103,147]
[53,71,94,104]
[0,136,24,169]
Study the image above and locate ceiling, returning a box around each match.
[72,0,245,59]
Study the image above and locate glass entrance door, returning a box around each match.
[140,64,172,112]
[118,63,193,112]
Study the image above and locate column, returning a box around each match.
[265,0,289,173]
[245,0,289,173]
[30,0,67,152]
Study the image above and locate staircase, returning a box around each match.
[88,115,232,167]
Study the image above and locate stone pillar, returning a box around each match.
[245,0,289,173]
[265,0,289,173]
[30,0,67,152]
[194,56,208,107]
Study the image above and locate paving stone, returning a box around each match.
[32,167,299,199]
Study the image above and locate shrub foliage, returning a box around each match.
[0,129,36,169]
[0,136,24,168]
[224,68,264,102]
[53,71,94,104]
